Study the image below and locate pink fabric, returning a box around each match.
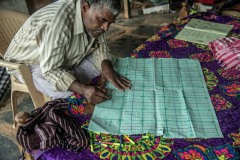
[209,37,240,70]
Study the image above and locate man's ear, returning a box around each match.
[82,2,90,12]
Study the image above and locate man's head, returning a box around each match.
[81,0,121,38]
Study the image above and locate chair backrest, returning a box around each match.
[0,8,29,58]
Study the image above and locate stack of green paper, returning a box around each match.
[175,18,234,45]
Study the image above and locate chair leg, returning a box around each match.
[30,92,51,109]
[15,112,34,160]
[11,90,18,128]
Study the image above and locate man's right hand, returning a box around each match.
[68,81,110,105]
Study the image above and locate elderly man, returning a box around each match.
[4,0,131,104]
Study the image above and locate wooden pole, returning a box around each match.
[123,0,131,19]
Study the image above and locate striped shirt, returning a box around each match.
[4,0,116,91]
[209,37,240,69]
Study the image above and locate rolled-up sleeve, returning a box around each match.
[38,5,76,91]
[92,34,116,71]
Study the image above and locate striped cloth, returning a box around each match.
[209,37,240,70]
[0,66,10,102]
[16,98,89,152]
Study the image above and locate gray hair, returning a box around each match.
[83,0,121,15]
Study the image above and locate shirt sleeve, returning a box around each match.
[91,33,116,71]
[38,5,76,92]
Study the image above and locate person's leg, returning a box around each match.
[30,65,73,99]
[73,54,101,83]
[14,54,101,99]
[14,65,73,100]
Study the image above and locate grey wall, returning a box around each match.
[0,0,28,13]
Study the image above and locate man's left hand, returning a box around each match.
[101,59,131,91]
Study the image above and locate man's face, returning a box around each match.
[82,3,116,38]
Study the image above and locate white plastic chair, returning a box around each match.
[0,8,50,127]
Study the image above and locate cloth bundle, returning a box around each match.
[16,98,89,153]
[209,37,240,70]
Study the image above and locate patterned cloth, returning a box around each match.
[0,66,10,102]
[38,13,240,160]
[209,37,240,69]
[66,93,87,116]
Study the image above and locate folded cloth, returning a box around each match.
[16,98,89,153]
[209,37,240,69]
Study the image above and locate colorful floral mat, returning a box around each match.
[39,13,240,160]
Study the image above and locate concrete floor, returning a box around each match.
[0,9,179,160]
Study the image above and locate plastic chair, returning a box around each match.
[0,8,51,127]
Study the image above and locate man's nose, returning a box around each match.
[101,22,110,31]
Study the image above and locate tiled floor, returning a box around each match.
[0,8,179,160]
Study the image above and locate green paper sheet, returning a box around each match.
[88,58,223,138]
[175,18,234,45]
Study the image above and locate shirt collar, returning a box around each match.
[74,0,84,35]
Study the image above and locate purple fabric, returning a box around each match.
[38,13,240,160]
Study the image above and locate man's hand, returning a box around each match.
[101,59,131,91]
[68,81,109,105]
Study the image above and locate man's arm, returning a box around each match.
[39,3,77,92]
[68,80,109,105]
[91,34,131,92]
[68,59,131,105]
[91,34,116,70]
[101,59,131,91]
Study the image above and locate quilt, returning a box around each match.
[38,12,240,160]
